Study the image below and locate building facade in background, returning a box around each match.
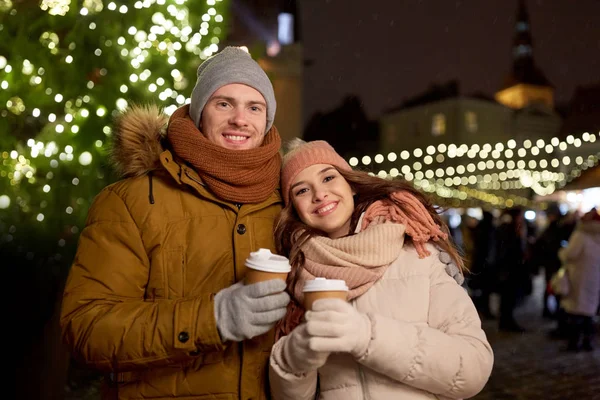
[380,85,561,156]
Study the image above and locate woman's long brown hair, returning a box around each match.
[275,168,466,290]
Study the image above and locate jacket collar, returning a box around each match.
[160,149,282,212]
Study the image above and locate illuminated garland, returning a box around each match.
[358,131,600,207]
[351,132,597,167]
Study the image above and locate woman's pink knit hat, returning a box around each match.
[281,139,352,205]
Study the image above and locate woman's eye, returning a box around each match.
[295,188,308,196]
[324,175,335,183]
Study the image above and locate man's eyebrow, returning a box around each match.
[209,95,235,103]
[290,167,336,190]
[209,96,266,108]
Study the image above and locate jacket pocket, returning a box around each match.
[146,247,186,300]
[163,246,186,298]
[146,254,167,300]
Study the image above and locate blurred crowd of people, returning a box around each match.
[448,204,600,351]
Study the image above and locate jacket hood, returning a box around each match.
[111,104,169,178]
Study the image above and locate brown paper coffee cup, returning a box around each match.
[245,269,289,285]
[244,248,291,286]
[304,290,348,311]
[302,278,349,310]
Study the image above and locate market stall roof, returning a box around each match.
[561,165,600,191]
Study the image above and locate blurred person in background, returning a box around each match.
[534,204,568,319]
[459,213,478,272]
[495,207,528,332]
[469,210,498,320]
[558,208,600,352]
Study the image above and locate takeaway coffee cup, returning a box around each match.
[302,278,349,310]
[244,248,292,285]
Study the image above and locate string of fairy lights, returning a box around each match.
[0,0,226,220]
[350,131,600,208]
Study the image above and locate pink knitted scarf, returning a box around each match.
[293,222,406,305]
[276,190,447,338]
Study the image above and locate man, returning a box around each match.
[60,47,290,399]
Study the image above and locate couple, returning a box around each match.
[60,47,493,400]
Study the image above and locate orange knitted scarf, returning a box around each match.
[276,190,448,339]
[167,105,282,203]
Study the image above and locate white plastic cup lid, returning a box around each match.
[303,277,349,292]
[245,248,291,273]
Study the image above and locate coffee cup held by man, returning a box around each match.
[60,47,290,400]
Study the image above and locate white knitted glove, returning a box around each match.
[305,299,371,358]
[276,323,330,374]
[214,280,290,342]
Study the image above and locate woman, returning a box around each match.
[559,208,600,351]
[269,140,493,399]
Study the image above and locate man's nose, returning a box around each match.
[229,108,248,126]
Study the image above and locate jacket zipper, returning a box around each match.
[357,364,369,400]
[353,302,369,400]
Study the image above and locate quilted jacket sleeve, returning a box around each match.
[60,188,225,372]
[355,261,494,399]
[269,336,318,400]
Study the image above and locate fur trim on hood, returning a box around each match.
[111,104,169,178]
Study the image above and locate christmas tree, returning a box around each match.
[0,0,229,273]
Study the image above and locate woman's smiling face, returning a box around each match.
[290,164,355,239]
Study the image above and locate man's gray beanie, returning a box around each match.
[189,46,276,133]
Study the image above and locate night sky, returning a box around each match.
[299,0,600,122]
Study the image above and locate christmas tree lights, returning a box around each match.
[0,0,229,267]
